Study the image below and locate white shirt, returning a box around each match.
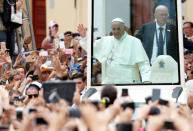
[151,23,167,64]
[94,32,151,84]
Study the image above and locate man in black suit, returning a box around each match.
[136,5,178,64]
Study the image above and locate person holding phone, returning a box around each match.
[94,18,151,84]
[41,20,59,50]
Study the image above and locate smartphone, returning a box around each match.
[28,107,37,114]
[13,95,25,101]
[64,49,73,55]
[39,51,48,56]
[152,89,160,102]
[69,108,81,118]
[0,125,9,130]
[35,117,48,125]
[145,96,152,104]
[121,88,128,96]
[163,121,175,130]
[158,99,168,106]
[172,87,183,99]
[13,96,20,101]
[16,108,23,121]
[149,106,160,115]
[121,102,135,111]
[32,75,39,81]
[116,123,132,131]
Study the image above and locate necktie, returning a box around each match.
[157,27,164,56]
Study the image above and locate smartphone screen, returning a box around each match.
[121,88,128,96]
[39,51,48,56]
[16,110,23,121]
[152,89,160,102]
[64,49,73,55]
[35,118,48,125]
[172,87,183,99]
[116,123,132,131]
[163,121,175,130]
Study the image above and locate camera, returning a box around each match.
[13,95,25,101]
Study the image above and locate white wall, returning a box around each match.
[93,0,106,39]
[93,0,131,38]
[46,0,88,35]
[105,0,131,35]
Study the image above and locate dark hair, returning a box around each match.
[71,73,86,82]
[14,66,26,74]
[37,48,44,51]
[25,62,31,73]
[184,21,193,28]
[9,89,22,97]
[64,31,72,35]
[72,33,80,38]
[101,85,117,107]
[26,71,34,78]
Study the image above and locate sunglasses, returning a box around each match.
[28,94,39,99]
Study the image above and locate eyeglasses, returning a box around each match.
[28,94,39,99]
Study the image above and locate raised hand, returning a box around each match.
[4,51,12,64]
[77,24,87,38]
[52,55,68,78]
[14,53,22,67]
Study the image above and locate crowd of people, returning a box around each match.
[0,0,193,131]
[0,83,193,131]
[183,21,193,81]
[0,20,89,130]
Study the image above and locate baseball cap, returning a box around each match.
[49,20,58,27]
[40,64,54,72]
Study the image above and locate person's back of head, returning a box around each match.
[101,85,117,107]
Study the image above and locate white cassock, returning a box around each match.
[94,32,151,84]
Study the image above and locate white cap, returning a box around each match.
[59,33,65,40]
[112,18,125,24]
[24,81,42,95]
[49,20,58,27]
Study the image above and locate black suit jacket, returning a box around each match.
[183,34,193,51]
[136,22,179,62]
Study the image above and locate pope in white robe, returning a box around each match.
[94,18,151,84]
